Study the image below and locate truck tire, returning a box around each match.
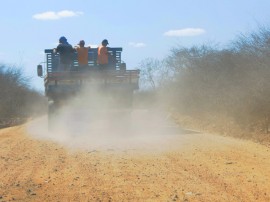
[123,90,133,108]
[48,102,56,131]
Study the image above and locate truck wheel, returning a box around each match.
[48,102,56,131]
[123,91,133,108]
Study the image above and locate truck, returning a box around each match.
[37,47,140,130]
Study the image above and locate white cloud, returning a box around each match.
[128,42,146,48]
[33,10,83,20]
[164,28,206,37]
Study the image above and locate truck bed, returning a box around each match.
[44,69,140,97]
[42,47,139,98]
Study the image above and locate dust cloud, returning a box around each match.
[27,85,183,152]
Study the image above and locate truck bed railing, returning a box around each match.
[45,48,123,73]
[45,70,140,85]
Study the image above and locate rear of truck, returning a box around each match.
[37,47,140,130]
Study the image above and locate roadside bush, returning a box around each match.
[0,64,46,125]
[165,26,270,132]
[139,25,270,133]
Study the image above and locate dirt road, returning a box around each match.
[0,116,270,202]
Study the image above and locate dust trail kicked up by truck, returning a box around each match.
[26,85,181,152]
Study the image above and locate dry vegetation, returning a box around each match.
[0,64,46,127]
[138,26,270,144]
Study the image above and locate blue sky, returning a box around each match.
[1,0,270,91]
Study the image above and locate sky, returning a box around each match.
[0,0,270,92]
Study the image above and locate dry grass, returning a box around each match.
[172,112,270,147]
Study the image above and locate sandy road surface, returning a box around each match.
[0,115,270,202]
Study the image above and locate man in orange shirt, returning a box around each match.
[97,39,109,70]
[75,40,90,71]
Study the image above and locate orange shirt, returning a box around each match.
[97,45,108,64]
[76,47,89,65]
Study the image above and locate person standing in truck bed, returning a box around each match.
[97,39,109,70]
[54,36,74,71]
[74,40,90,71]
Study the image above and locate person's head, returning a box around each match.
[102,39,109,46]
[78,40,85,47]
[59,36,67,43]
